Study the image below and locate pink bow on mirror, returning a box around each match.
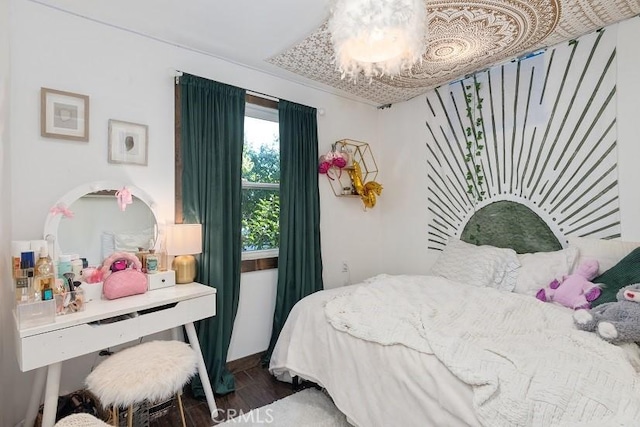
[115,187,133,212]
[49,204,74,218]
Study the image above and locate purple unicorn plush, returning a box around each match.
[536,259,601,310]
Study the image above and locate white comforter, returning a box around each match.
[325,275,640,426]
[270,280,480,427]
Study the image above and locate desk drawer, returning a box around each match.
[138,292,216,337]
[17,314,141,371]
[17,292,216,372]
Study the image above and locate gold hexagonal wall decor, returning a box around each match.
[326,139,382,209]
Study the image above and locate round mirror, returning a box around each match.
[44,181,158,267]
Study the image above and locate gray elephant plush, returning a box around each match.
[573,283,640,344]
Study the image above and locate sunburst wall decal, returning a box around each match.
[426,28,619,251]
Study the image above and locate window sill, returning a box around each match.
[242,248,278,260]
[241,257,278,273]
[241,249,278,272]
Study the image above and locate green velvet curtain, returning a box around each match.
[265,100,324,360]
[179,73,245,395]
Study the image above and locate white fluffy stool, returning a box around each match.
[54,413,111,427]
[85,340,197,427]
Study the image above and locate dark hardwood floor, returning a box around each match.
[149,365,296,426]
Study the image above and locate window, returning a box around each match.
[242,100,280,261]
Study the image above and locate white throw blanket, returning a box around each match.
[324,275,640,426]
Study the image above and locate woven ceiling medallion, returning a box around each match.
[329,0,428,81]
[385,0,559,88]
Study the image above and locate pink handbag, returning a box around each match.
[100,252,148,300]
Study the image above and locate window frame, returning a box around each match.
[241,96,280,263]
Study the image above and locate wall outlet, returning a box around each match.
[341,262,349,273]
[341,261,351,286]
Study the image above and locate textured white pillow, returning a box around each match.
[101,232,116,261]
[513,247,579,296]
[568,237,640,274]
[431,238,520,291]
[114,227,154,252]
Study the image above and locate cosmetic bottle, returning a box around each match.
[57,255,72,279]
[15,274,29,303]
[21,251,35,270]
[136,247,149,272]
[70,255,83,281]
[12,241,30,279]
[146,250,158,274]
[18,251,35,302]
[157,231,168,272]
[34,247,55,300]
[40,277,55,301]
[13,257,21,279]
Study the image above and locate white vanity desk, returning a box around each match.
[15,282,218,427]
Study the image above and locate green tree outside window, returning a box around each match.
[242,134,280,252]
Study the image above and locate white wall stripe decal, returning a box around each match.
[426,28,619,251]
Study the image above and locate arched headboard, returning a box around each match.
[460,201,562,254]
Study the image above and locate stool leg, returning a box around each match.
[127,405,133,427]
[177,392,187,427]
[112,406,119,427]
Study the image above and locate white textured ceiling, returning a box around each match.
[32,0,640,106]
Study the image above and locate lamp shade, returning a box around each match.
[329,0,427,81]
[165,224,202,256]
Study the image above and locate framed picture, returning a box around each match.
[108,120,149,166]
[41,88,90,141]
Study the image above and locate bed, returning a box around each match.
[269,236,640,427]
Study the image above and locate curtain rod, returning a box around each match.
[173,69,279,102]
[246,90,279,103]
[172,69,324,115]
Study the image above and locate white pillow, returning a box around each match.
[101,232,115,261]
[431,238,520,291]
[114,227,154,252]
[568,237,640,274]
[513,247,579,296]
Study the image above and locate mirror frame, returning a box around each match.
[43,180,158,262]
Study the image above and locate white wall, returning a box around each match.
[5,1,382,424]
[377,98,435,274]
[227,269,278,361]
[0,1,15,427]
[378,17,640,274]
[616,17,640,241]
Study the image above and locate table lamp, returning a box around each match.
[166,223,202,284]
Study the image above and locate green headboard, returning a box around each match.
[460,200,562,254]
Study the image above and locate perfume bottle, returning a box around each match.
[156,231,168,272]
[34,247,55,300]
[15,274,29,303]
[146,251,158,274]
[16,251,35,303]
[136,247,149,272]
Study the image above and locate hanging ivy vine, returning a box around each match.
[463,79,486,203]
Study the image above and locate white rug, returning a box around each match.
[218,388,351,426]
